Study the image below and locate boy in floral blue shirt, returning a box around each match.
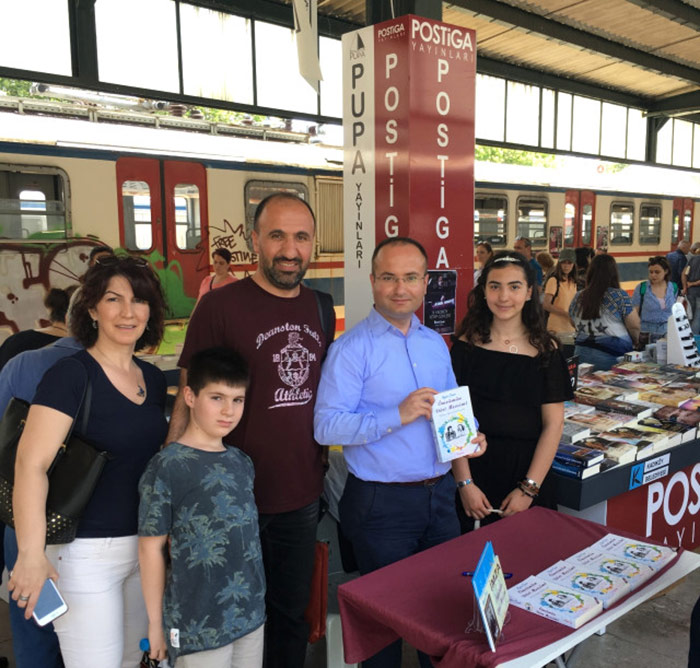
[138,347,265,667]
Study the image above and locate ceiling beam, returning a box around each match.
[646,89,700,117]
[626,0,700,30]
[450,0,700,85]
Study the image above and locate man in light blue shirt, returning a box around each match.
[314,237,484,668]
[0,336,82,668]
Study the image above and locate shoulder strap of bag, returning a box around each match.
[313,290,335,355]
[639,280,647,314]
[62,356,92,441]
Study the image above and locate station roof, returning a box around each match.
[288,0,700,121]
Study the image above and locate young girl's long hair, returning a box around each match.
[455,251,558,354]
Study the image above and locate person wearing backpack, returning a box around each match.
[543,248,578,354]
[631,256,677,344]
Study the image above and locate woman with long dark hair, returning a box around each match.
[569,253,640,371]
[451,251,572,529]
[9,256,168,667]
[473,241,493,283]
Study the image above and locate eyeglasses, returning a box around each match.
[375,274,425,285]
[96,255,149,268]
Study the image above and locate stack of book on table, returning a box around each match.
[508,533,676,628]
[553,361,700,481]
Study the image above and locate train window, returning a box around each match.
[582,204,593,246]
[474,196,507,246]
[0,167,68,240]
[639,204,661,245]
[121,181,153,251]
[517,198,548,247]
[672,208,680,244]
[563,203,575,247]
[610,202,634,245]
[244,180,310,252]
[173,184,201,251]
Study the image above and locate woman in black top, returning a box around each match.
[9,257,167,667]
[451,251,572,528]
[0,286,78,370]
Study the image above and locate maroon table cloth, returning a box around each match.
[337,507,680,667]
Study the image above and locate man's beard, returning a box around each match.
[260,255,309,291]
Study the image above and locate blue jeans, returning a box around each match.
[574,344,621,371]
[339,473,460,668]
[258,499,319,668]
[690,296,700,335]
[4,528,64,668]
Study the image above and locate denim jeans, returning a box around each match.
[691,296,700,335]
[4,528,64,668]
[258,499,319,668]
[574,345,621,372]
[339,473,460,668]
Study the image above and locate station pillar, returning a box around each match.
[342,15,476,334]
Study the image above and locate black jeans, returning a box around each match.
[259,499,319,668]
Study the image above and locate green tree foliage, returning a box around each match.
[475,145,557,167]
[0,78,33,97]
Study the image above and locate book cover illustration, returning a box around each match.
[556,443,604,467]
[508,575,602,629]
[576,436,637,465]
[540,560,631,609]
[653,405,700,428]
[566,411,633,433]
[596,398,653,418]
[430,386,479,463]
[471,541,509,652]
[590,534,676,572]
[567,549,654,590]
[680,397,700,412]
[560,421,591,444]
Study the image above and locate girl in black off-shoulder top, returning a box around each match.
[451,251,573,530]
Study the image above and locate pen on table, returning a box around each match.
[462,570,513,579]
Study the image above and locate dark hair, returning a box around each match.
[455,251,558,353]
[514,236,532,249]
[371,237,428,274]
[648,255,670,281]
[476,241,493,256]
[71,257,165,350]
[212,248,232,264]
[579,254,621,319]
[187,347,249,395]
[89,245,113,262]
[550,258,578,286]
[253,193,316,232]
[44,285,78,323]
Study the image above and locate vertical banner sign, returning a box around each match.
[343,15,476,332]
[293,0,323,92]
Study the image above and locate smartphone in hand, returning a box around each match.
[32,578,68,627]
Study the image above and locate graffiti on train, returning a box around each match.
[210,218,258,265]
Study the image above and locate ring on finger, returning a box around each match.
[18,595,29,602]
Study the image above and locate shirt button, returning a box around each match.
[413,363,417,367]
[387,428,392,433]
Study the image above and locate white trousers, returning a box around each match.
[46,535,147,668]
[175,624,264,668]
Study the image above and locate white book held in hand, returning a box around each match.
[508,575,603,628]
[430,386,479,463]
[540,560,631,609]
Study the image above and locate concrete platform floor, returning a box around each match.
[0,566,694,667]
[305,564,700,668]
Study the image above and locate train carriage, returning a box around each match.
[0,105,698,340]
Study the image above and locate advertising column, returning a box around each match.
[342,15,476,332]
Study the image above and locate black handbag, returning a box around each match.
[0,358,110,544]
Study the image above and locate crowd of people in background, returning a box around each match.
[0,197,698,667]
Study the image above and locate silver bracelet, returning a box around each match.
[456,478,473,488]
